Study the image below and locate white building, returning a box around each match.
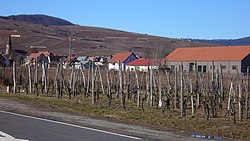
[108,52,137,71]
[126,58,162,72]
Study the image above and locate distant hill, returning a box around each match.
[191,37,250,46]
[6,14,74,26]
[0,14,209,57]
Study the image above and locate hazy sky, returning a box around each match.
[1,0,249,39]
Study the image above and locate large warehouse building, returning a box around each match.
[163,46,250,73]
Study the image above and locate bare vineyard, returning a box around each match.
[1,61,250,123]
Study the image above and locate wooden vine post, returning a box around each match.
[211,61,217,117]
[92,61,95,104]
[195,61,200,108]
[219,64,224,106]
[44,62,48,95]
[18,61,23,93]
[69,65,74,99]
[12,61,16,94]
[34,58,38,96]
[118,61,125,108]
[54,63,59,98]
[87,62,90,97]
[135,69,140,108]
[227,81,234,119]
[106,70,111,107]
[150,67,153,107]
[180,63,184,117]
[28,63,32,94]
[80,65,86,97]
[239,83,243,121]
[190,78,194,116]
[97,66,105,95]
[146,64,150,104]
[41,61,48,95]
[158,71,162,108]
[174,67,178,110]
[246,67,250,119]
[58,61,64,98]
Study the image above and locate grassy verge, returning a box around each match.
[0,93,249,140]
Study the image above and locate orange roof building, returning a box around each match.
[163,46,250,73]
[109,52,137,64]
[108,52,137,71]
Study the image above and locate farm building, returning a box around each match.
[163,46,250,73]
[63,56,78,69]
[126,58,162,72]
[27,51,64,67]
[27,52,50,64]
[63,56,96,69]
[109,52,137,71]
[74,56,89,69]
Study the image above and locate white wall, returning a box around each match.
[126,65,159,72]
[165,60,241,74]
[108,62,125,71]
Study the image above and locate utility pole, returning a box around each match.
[68,36,76,57]
[68,36,72,57]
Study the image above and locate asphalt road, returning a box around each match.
[0,110,141,141]
[0,97,232,141]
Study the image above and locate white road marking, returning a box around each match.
[0,110,141,140]
[0,131,28,141]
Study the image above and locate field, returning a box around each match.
[0,63,250,140]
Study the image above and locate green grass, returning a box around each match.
[0,93,249,140]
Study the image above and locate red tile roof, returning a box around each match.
[39,51,50,56]
[29,53,41,59]
[165,46,250,61]
[28,51,51,59]
[64,56,78,63]
[109,52,135,63]
[127,58,162,66]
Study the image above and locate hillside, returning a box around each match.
[191,37,250,46]
[7,14,74,26]
[0,15,209,57]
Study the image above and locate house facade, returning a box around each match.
[108,52,137,71]
[126,58,162,72]
[163,46,250,74]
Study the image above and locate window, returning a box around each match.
[221,65,226,69]
[189,63,194,72]
[232,65,238,70]
[198,66,202,72]
[203,66,207,72]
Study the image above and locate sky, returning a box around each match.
[1,0,249,39]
